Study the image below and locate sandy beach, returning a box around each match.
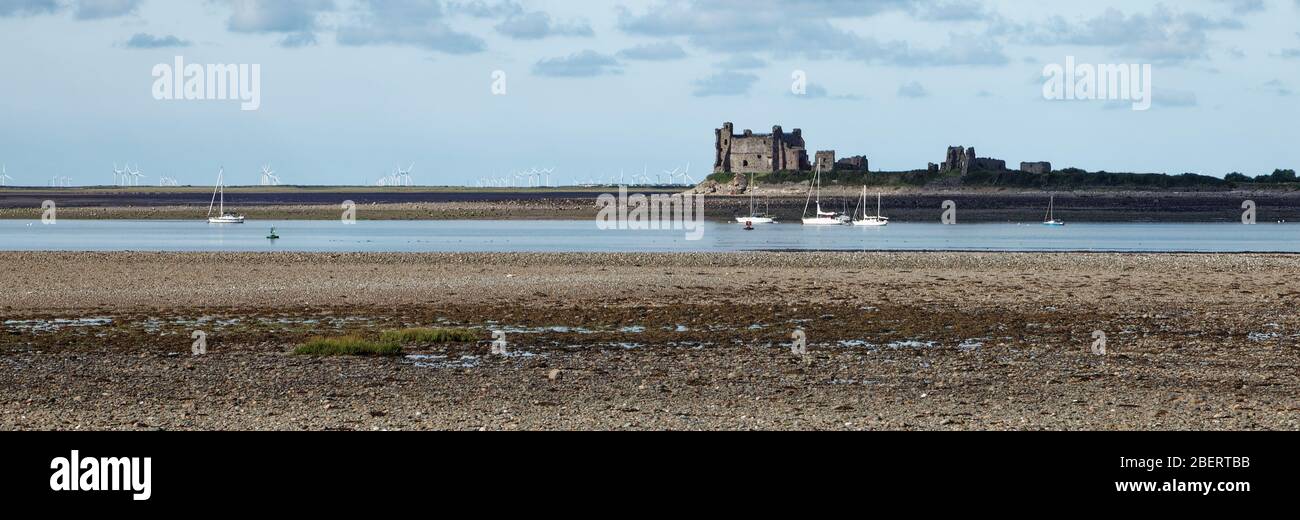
[1,251,1297,430]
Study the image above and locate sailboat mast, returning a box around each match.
[858,186,866,219]
[814,164,821,205]
[802,164,818,218]
[749,173,756,216]
[816,165,827,215]
[208,170,221,217]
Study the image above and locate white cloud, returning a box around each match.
[74,0,142,20]
[336,0,485,54]
[616,0,1009,66]
[692,72,758,97]
[617,41,687,61]
[222,0,335,48]
[897,80,929,98]
[495,11,593,39]
[1020,5,1244,64]
[124,32,190,48]
[532,50,622,77]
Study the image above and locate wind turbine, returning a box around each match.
[0,165,11,187]
[396,163,414,186]
[113,163,127,186]
[130,165,145,186]
[260,164,278,186]
[663,166,682,185]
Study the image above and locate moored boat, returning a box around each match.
[802,164,848,225]
[852,187,889,227]
[207,167,245,224]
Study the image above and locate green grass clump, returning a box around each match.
[380,327,479,344]
[293,336,403,357]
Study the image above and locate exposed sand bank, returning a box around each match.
[1,252,1296,430]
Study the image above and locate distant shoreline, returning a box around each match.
[1,187,1295,222]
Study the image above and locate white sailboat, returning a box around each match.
[802,164,848,225]
[1042,194,1064,226]
[207,167,245,224]
[735,172,776,224]
[852,187,889,227]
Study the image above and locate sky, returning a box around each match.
[0,0,1297,186]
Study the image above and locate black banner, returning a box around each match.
[1,432,1290,511]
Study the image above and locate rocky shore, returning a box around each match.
[1,251,1297,430]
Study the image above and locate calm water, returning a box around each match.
[0,220,1296,253]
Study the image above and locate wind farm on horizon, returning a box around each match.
[0,161,705,191]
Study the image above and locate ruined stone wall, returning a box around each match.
[836,155,868,171]
[730,133,774,172]
[714,122,810,174]
[972,158,1007,171]
[941,145,1008,175]
[1020,162,1053,174]
[783,149,809,171]
[781,128,809,171]
[814,151,835,172]
[714,123,734,173]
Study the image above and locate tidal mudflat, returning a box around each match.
[1,251,1296,430]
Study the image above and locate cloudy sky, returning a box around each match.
[0,0,1297,186]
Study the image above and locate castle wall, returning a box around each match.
[714,122,810,174]
[941,145,1008,175]
[815,151,835,172]
[730,136,774,172]
[783,148,808,171]
[836,155,868,171]
[1020,162,1052,174]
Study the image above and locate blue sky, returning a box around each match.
[0,0,1297,186]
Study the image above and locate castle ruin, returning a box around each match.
[939,146,1007,175]
[715,123,1061,179]
[814,151,835,172]
[1020,162,1053,174]
[714,122,872,174]
[714,123,810,174]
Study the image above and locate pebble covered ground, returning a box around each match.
[1,251,1297,430]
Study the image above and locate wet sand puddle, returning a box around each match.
[3,317,114,332]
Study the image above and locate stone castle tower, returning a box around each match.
[714,122,811,174]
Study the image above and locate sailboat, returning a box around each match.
[1042,194,1064,226]
[852,187,889,227]
[802,164,849,225]
[207,167,245,224]
[735,172,777,224]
